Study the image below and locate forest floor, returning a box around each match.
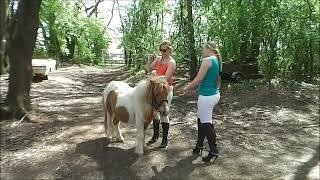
[0,64,319,179]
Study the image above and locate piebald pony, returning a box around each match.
[102,76,170,154]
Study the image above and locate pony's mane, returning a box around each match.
[146,75,168,85]
[136,75,167,86]
[144,76,169,110]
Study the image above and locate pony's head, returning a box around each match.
[146,76,170,116]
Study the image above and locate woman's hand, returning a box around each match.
[146,54,157,73]
[151,70,157,75]
[180,85,190,95]
[147,54,155,62]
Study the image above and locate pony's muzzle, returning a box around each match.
[159,100,169,116]
[160,110,169,116]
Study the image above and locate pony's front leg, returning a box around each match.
[135,113,145,155]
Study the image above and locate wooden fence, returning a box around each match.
[103,59,126,65]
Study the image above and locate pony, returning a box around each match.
[102,76,170,154]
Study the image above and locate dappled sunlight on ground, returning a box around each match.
[0,65,319,179]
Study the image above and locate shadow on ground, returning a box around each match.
[74,138,139,179]
[293,145,320,180]
[0,65,319,179]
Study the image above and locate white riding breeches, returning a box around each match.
[197,94,220,124]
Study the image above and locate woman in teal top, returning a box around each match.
[182,41,221,162]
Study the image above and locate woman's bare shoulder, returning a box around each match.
[202,57,212,66]
[203,57,210,61]
[169,57,176,64]
[152,57,161,64]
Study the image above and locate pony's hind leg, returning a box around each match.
[106,112,115,142]
[103,99,108,135]
[115,122,124,142]
[110,115,117,142]
[103,105,111,140]
[104,112,109,137]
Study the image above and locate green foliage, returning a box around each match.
[76,17,109,64]
[170,0,319,82]
[37,0,109,65]
[33,46,48,59]
[35,0,319,82]
[120,0,167,70]
[170,1,190,66]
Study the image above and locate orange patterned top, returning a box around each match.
[152,60,174,86]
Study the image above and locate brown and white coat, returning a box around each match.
[102,77,170,154]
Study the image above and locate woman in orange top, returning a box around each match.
[146,41,176,148]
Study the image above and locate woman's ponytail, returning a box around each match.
[206,42,223,73]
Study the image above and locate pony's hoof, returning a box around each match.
[138,153,144,157]
[108,137,118,143]
[117,139,124,143]
[106,137,112,143]
[135,149,144,155]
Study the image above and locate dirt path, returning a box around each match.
[1,65,319,179]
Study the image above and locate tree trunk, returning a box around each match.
[250,0,261,63]
[67,36,76,60]
[6,0,42,119]
[40,22,49,53]
[179,0,184,33]
[128,51,132,67]
[306,0,314,81]
[238,0,250,63]
[268,43,276,88]
[124,49,128,65]
[308,40,314,81]
[0,0,8,75]
[186,0,197,80]
[48,21,63,60]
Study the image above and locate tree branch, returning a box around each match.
[106,0,115,27]
[80,0,92,14]
[88,0,104,17]
[115,0,125,31]
[80,0,104,17]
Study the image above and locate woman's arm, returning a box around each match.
[164,60,176,82]
[146,56,160,73]
[216,75,221,89]
[184,58,211,91]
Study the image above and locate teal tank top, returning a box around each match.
[198,56,220,96]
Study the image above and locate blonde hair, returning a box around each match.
[205,41,222,71]
[159,40,173,52]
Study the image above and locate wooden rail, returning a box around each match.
[104,59,125,65]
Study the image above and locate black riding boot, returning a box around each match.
[147,119,160,145]
[192,118,204,155]
[202,123,219,163]
[160,122,169,148]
